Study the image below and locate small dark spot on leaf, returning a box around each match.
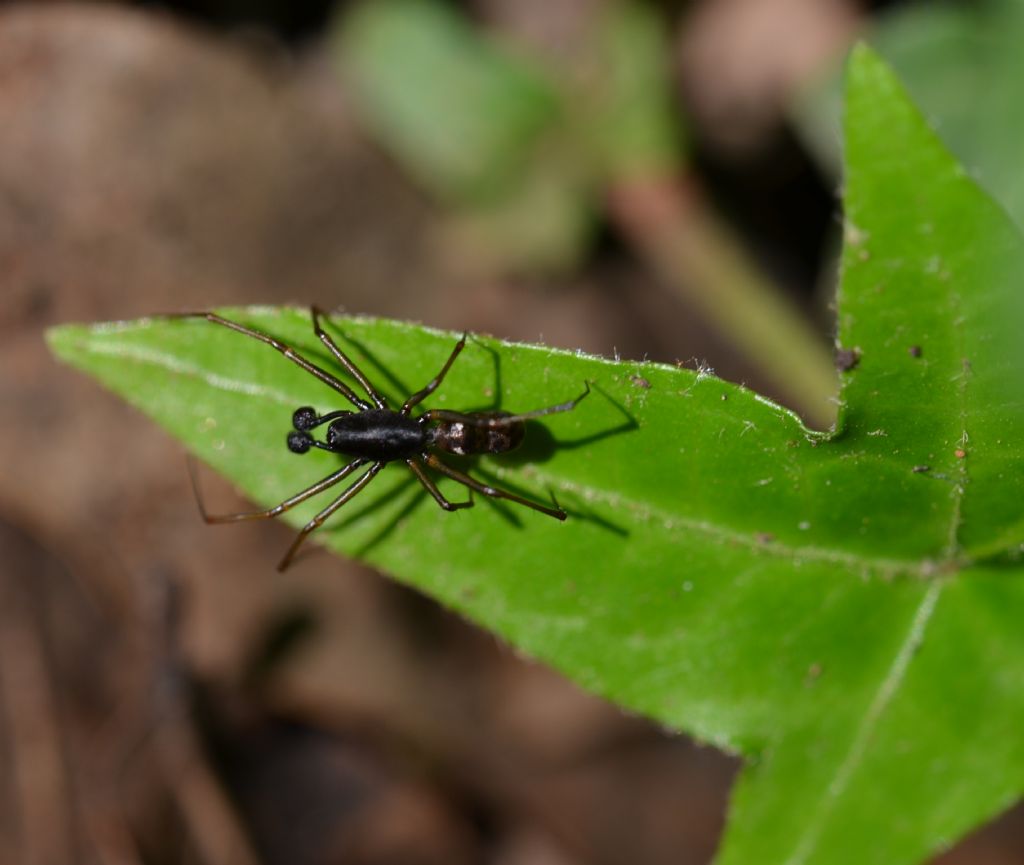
[835,347,861,372]
[805,662,823,685]
[630,374,651,390]
[908,345,922,358]
[912,465,931,473]
[755,532,775,545]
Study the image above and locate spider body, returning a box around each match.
[295,407,526,462]
[182,307,589,570]
[315,408,427,461]
[430,412,524,457]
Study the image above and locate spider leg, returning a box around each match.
[401,333,468,415]
[419,382,590,427]
[277,461,385,571]
[173,312,372,410]
[187,455,366,523]
[423,454,565,521]
[311,306,387,409]
[406,457,473,511]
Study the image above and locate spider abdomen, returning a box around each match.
[431,412,525,457]
[326,409,426,461]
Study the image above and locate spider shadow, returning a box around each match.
[290,463,422,567]
[320,323,472,410]
[336,326,511,414]
[416,341,638,467]
[328,330,414,405]
[469,461,629,538]
[293,460,524,565]
[501,380,638,465]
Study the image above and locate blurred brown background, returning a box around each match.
[1,1,1021,863]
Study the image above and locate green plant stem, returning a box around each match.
[608,174,838,429]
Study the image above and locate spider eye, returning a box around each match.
[292,406,318,431]
[287,430,313,454]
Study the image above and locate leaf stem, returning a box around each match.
[607,173,838,429]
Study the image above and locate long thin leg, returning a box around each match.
[187,455,366,523]
[420,382,590,428]
[401,334,467,415]
[278,461,385,571]
[424,454,565,521]
[311,306,387,409]
[174,312,372,410]
[405,458,473,511]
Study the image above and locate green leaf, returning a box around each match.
[837,45,1024,560]
[868,0,1024,228]
[798,0,1024,228]
[587,1,685,181]
[46,47,1024,864]
[334,0,685,272]
[715,45,1024,865]
[336,0,593,271]
[337,0,559,204]
[716,43,1024,859]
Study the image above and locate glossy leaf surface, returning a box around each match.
[47,48,1024,865]
[800,0,1024,229]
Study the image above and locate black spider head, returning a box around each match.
[287,430,313,454]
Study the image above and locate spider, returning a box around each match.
[182,307,590,570]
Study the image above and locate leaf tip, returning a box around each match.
[845,41,897,100]
[44,323,80,362]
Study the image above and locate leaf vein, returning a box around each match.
[514,468,931,580]
[781,578,945,865]
[76,339,297,404]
